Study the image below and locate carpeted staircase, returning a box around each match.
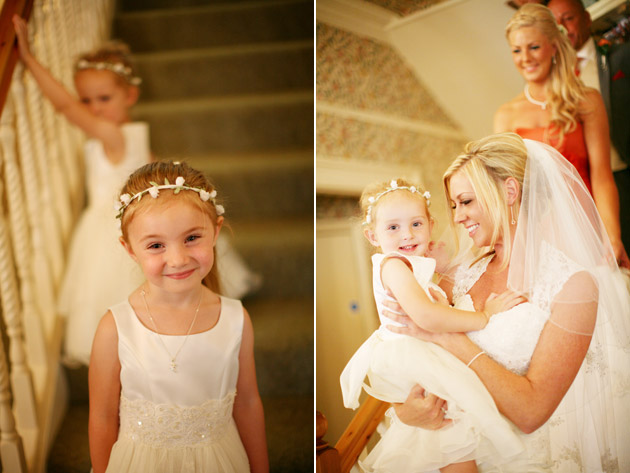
[46,1,313,471]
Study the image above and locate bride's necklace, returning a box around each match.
[524,84,547,110]
[140,286,202,372]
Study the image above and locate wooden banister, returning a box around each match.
[316,396,390,473]
[0,0,34,114]
[316,410,340,473]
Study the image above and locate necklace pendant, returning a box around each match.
[170,360,177,372]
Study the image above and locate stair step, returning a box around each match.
[229,218,313,299]
[47,402,90,473]
[262,395,313,472]
[136,41,313,100]
[184,150,313,220]
[132,91,313,156]
[118,0,260,11]
[113,0,313,52]
[248,297,313,397]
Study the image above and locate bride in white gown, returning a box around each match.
[384,132,630,472]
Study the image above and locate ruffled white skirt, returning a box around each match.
[340,332,524,471]
[59,204,144,365]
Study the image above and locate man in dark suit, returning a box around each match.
[548,0,630,258]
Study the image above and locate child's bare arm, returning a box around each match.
[88,311,121,473]
[233,308,269,473]
[12,15,124,156]
[382,257,488,332]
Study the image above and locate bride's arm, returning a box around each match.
[388,271,596,434]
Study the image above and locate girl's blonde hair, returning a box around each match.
[360,178,432,230]
[443,133,527,269]
[506,4,588,145]
[74,40,140,87]
[119,161,223,292]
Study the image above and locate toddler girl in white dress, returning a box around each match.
[340,179,524,473]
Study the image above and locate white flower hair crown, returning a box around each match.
[76,59,142,86]
[364,180,430,225]
[115,176,225,220]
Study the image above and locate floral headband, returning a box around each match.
[364,180,431,225]
[115,176,225,220]
[76,59,142,86]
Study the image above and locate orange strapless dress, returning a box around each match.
[516,122,591,194]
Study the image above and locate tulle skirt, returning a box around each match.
[341,332,524,471]
[59,204,144,365]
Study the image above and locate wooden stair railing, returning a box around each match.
[0,0,34,113]
[316,396,390,473]
[0,2,112,472]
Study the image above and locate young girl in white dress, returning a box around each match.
[13,15,261,365]
[340,178,525,473]
[13,15,149,365]
[89,161,268,473]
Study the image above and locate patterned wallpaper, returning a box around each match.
[362,0,448,17]
[317,113,463,167]
[316,21,468,223]
[316,22,455,126]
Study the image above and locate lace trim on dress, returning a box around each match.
[118,391,236,448]
[452,255,493,305]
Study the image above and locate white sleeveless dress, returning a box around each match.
[105,296,250,473]
[340,253,523,472]
[60,122,149,365]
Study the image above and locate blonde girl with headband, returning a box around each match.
[13,15,150,365]
[493,4,629,268]
[89,161,268,473]
[339,178,525,473]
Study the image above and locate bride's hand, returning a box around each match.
[381,299,441,343]
[393,384,452,429]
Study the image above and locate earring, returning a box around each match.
[552,55,556,65]
[510,206,516,225]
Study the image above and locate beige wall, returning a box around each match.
[316,17,469,445]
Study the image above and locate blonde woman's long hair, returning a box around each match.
[443,133,527,270]
[506,4,588,145]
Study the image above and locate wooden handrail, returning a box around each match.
[0,0,34,114]
[316,410,340,473]
[317,396,390,473]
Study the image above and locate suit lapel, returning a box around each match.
[597,48,612,120]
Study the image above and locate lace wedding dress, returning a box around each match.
[105,296,249,472]
[450,242,630,472]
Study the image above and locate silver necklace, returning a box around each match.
[140,287,202,372]
[524,84,547,110]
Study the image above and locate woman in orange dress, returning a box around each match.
[494,4,629,267]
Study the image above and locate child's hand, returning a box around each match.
[483,290,526,319]
[12,15,31,59]
[426,240,449,274]
[428,287,449,307]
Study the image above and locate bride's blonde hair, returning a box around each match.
[506,4,588,146]
[443,133,527,270]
